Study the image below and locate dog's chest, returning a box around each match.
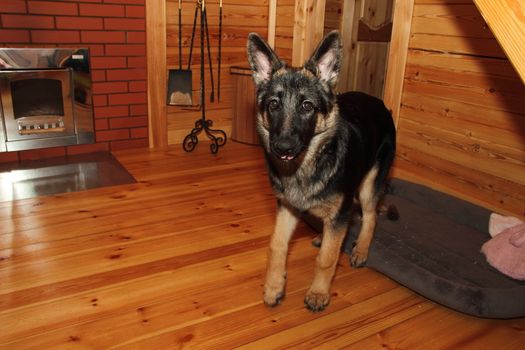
[275,171,326,211]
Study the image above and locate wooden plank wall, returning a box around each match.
[274,0,295,63]
[324,0,343,34]
[393,0,525,218]
[341,0,393,98]
[323,0,394,98]
[292,0,326,66]
[165,0,294,145]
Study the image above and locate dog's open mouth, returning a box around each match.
[279,154,297,161]
[270,141,304,162]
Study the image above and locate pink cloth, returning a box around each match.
[488,213,523,237]
[482,214,525,281]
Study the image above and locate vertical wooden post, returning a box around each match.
[268,0,277,48]
[337,0,357,93]
[383,0,414,127]
[146,0,168,148]
[292,0,327,67]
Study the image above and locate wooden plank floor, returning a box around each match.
[1,142,524,349]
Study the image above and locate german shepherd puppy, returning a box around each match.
[247,31,396,312]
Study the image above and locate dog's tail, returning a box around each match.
[378,203,400,221]
[386,204,399,221]
[374,137,396,193]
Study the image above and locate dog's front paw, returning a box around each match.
[350,245,369,268]
[304,291,330,312]
[264,287,285,307]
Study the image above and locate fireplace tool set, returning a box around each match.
[169,0,227,154]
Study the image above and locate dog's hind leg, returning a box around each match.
[264,202,298,307]
[305,219,347,312]
[351,165,380,267]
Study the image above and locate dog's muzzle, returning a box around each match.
[271,137,302,161]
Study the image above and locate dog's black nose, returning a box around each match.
[271,138,300,161]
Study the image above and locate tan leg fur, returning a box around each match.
[304,221,347,311]
[264,204,298,306]
[351,166,379,267]
[304,195,346,311]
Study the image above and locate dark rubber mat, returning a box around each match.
[306,178,525,319]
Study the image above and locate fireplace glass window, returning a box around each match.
[11,78,65,119]
[0,69,73,139]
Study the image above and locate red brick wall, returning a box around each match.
[0,0,148,162]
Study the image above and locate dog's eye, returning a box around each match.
[268,99,281,111]
[302,100,314,112]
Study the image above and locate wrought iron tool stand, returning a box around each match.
[183,0,227,154]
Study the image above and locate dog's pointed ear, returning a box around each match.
[247,33,283,85]
[304,31,342,88]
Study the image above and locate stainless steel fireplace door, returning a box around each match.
[0,48,94,152]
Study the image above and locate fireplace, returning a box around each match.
[0,48,94,152]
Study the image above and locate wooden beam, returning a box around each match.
[146,0,168,149]
[292,0,327,67]
[473,0,525,84]
[383,0,414,127]
[337,0,357,93]
[268,0,277,48]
